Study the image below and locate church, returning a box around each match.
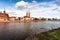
[20,11,31,22]
[23,11,31,21]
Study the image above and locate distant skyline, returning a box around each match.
[0,0,60,18]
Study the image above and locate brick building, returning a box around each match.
[0,10,9,21]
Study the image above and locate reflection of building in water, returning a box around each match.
[0,10,9,21]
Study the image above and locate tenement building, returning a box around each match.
[0,10,9,21]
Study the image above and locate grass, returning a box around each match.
[25,28,60,40]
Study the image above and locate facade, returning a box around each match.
[0,10,9,21]
[23,11,31,21]
[9,16,16,21]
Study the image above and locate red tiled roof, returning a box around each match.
[24,16,30,18]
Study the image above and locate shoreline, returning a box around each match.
[0,20,60,22]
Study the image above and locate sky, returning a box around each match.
[0,0,60,18]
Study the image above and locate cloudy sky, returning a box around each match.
[0,0,60,18]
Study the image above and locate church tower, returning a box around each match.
[26,11,30,17]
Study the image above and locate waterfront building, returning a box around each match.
[9,16,16,21]
[30,17,34,21]
[0,10,9,21]
[23,11,31,21]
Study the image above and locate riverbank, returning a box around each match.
[25,28,60,40]
[0,20,60,22]
[0,20,47,22]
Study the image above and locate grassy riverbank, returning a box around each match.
[25,28,60,40]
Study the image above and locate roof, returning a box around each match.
[9,16,16,18]
[24,16,30,18]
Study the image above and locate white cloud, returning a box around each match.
[15,1,28,10]
[6,0,60,18]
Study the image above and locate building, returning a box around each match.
[0,10,9,21]
[23,11,31,21]
[30,17,34,21]
[9,16,16,21]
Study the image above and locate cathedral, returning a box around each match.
[24,11,30,18]
[0,10,9,21]
[23,11,31,21]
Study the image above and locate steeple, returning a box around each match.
[3,8,6,13]
[26,11,30,17]
[28,11,30,17]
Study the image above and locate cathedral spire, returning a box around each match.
[26,10,30,17]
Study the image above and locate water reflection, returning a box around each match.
[0,21,60,40]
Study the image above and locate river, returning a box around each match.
[0,21,60,40]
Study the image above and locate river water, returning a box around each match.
[0,21,60,40]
